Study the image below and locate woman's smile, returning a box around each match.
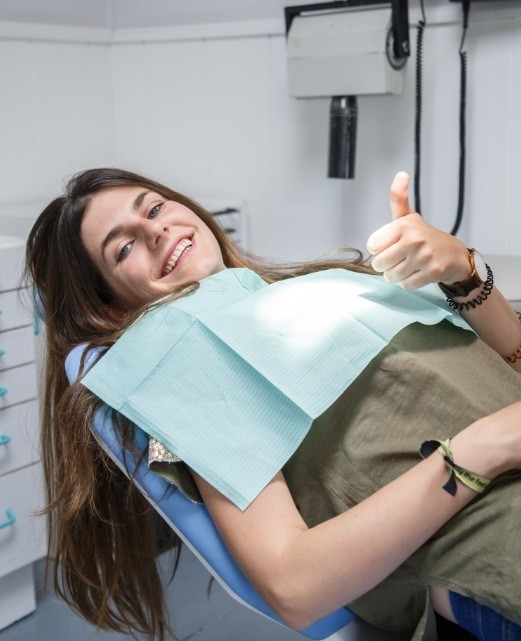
[161,236,194,277]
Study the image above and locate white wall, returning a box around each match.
[1,2,521,263]
[110,1,521,262]
[0,27,114,229]
[343,2,521,257]
[111,34,344,261]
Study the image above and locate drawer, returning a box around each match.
[0,326,35,371]
[0,240,25,292]
[0,565,36,630]
[0,401,40,477]
[0,289,33,331]
[0,364,38,409]
[0,463,46,580]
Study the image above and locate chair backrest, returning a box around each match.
[65,343,357,640]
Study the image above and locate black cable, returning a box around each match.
[414,0,426,215]
[451,0,471,237]
[414,0,471,236]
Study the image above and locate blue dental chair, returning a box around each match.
[65,344,402,641]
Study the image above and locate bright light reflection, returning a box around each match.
[250,277,374,351]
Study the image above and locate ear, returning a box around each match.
[105,303,130,323]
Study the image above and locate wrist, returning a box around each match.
[441,263,494,313]
[439,249,490,301]
[442,246,475,286]
[451,414,514,480]
[420,438,492,495]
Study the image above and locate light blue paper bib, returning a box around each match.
[82,268,472,510]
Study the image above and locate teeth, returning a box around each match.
[162,238,192,276]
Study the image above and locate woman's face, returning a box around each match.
[81,185,226,311]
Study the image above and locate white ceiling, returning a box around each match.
[1,2,514,33]
[0,0,295,29]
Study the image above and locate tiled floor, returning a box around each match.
[0,546,405,641]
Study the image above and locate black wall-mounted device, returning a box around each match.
[285,1,410,179]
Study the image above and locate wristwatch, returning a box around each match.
[438,248,488,298]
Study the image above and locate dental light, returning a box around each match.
[285,1,410,178]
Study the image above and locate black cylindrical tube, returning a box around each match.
[328,96,358,179]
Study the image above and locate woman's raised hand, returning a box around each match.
[366,171,471,290]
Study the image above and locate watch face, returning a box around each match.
[472,251,488,282]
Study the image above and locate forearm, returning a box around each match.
[445,253,521,372]
[459,288,521,370]
[275,417,510,629]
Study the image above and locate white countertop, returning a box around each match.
[485,255,521,302]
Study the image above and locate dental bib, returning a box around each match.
[82,267,472,510]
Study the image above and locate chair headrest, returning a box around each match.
[65,343,103,384]
[66,342,150,455]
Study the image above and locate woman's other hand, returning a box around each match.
[452,400,521,478]
[366,171,471,290]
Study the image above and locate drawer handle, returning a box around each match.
[0,387,7,396]
[0,349,4,357]
[0,434,10,446]
[0,509,15,529]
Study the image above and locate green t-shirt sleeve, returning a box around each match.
[148,437,203,504]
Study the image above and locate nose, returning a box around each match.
[142,219,169,249]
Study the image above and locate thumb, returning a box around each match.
[390,171,413,220]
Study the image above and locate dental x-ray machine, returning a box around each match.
[285,1,410,178]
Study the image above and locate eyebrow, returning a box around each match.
[132,190,150,212]
[100,190,151,262]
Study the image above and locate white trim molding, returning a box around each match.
[0,21,111,44]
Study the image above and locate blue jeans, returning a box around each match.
[450,591,521,641]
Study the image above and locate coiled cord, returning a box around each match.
[414,0,471,237]
[452,0,470,236]
[414,4,426,215]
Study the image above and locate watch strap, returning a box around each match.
[438,275,483,298]
[438,249,483,298]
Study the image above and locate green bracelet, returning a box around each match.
[420,438,491,496]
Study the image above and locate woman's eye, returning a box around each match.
[148,203,164,219]
[117,241,133,263]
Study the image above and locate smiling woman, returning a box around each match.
[24,166,379,641]
[24,167,521,641]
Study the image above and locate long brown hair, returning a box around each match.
[24,167,376,640]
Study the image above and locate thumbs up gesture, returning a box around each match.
[366,172,470,290]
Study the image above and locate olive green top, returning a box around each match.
[149,320,521,639]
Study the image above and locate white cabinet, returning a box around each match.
[0,235,46,630]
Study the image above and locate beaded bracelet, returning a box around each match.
[445,264,494,312]
[504,311,521,364]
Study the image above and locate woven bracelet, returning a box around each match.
[504,311,521,364]
[420,438,491,496]
[445,265,494,312]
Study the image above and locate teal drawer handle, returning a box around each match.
[0,387,7,396]
[0,509,15,529]
[0,349,4,357]
[0,434,10,445]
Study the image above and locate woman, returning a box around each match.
[25,167,521,641]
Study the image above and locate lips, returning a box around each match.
[161,236,193,277]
